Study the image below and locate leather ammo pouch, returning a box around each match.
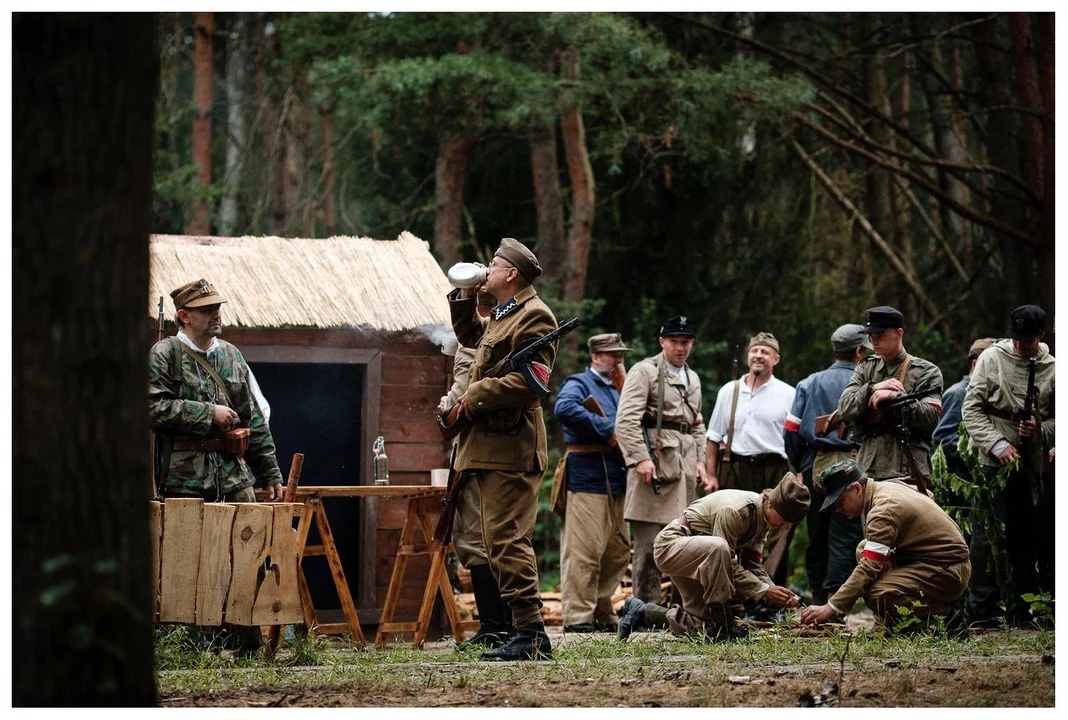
[225,428,251,456]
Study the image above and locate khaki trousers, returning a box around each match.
[856,541,971,628]
[453,475,488,568]
[560,491,630,625]
[653,528,737,613]
[473,469,544,628]
[631,520,666,603]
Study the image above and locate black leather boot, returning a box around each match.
[705,603,748,642]
[457,564,513,650]
[481,623,552,661]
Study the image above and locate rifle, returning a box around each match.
[437,317,581,440]
[151,295,164,499]
[433,445,460,545]
[1012,357,1045,504]
[715,345,741,479]
[857,389,934,495]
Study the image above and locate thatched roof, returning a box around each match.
[149,232,453,332]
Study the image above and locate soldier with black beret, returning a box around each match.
[615,315,709,607]
[837,306,944,490]
[800,459,970,631]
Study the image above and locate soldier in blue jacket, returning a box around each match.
[783,324,869,606]
[554,333,632,633]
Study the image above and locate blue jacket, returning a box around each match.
[783,361,860,474]
[553,368,627,495]
[932,375,969,453]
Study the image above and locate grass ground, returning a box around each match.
[156,617,1055,707]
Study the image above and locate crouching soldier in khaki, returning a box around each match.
[618,473,810,641]
[800,460,971,631]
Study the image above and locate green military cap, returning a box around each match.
[171,278,227,310]
[831,323,872,352]
[768,472,811,522]
[494,237,542,283]
[748,331,780,353]
[819,459,866,512]
[588,333,631,354]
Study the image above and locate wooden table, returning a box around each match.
[264,484,468,650]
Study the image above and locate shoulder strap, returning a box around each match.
[656,356,665,462]
[897,354,911,385]
[724,379,742,462]
[181,343,233,407]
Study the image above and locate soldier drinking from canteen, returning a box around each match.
[618,472,810,641]
[447,238,558,661]
[837,306,943,492]
[961,304,1055,627]
[615,316,710,609]
[800,459,970,632]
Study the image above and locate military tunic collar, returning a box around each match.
[492,284,538,321]
[877,346,909,373]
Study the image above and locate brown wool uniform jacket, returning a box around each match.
[449,285,558,473]
[837,347,943,480]
[829,479,969,613]
[615,354,706,524]
[660,490,775,600]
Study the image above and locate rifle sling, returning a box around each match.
[655,356,665,473]
[724,378,742,463]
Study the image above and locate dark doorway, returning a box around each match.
[249,361,365,611]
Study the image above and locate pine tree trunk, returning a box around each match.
[320,104,336,234]
[433,136,477,267]
[1008,13,1045,201]
[528,122,565,292]
[283,68,310,237]
[1035,13,1055,351]
[220,13,250,236]
[188,11,214,235]
[13,13,158,706]
[559,48,595,304]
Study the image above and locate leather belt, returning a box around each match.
[567,444,615,454]
[173,438,227,452]
[981,403,1019,422]
[730,452,785,465]
[641,420,692,434]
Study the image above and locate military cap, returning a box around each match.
[494,237,542,283]
[819,459,866,512]
[859,306,904,334]
[967,337,996,364]
[476,289,497,307]
[831,323,873,352]
[660,315,695,338]
[171,278,227,310]
[1009,305,1046,340]
[767,472,811,523]
[588,333,631,354]
[748,331,780,354]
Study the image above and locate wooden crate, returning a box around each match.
[150,499,305,626]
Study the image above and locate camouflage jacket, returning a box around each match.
[149,335,283,497]
[837,347,943,481]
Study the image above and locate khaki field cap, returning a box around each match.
[494,237,542,283]
[748,332,780,354]
[588,333,631,354]
[768,472,811,523]
[831,323,873,352]
[171,278,227,310]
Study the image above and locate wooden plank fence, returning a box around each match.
[150,499,304,626]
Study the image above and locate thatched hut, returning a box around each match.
[149,232,455,627]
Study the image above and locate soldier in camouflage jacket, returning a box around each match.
[149,279,283,501]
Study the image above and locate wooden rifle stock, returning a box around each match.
[433,446,461,545]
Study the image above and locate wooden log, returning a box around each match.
[159,499,204,623]
[149,501,162,620]
[195,502,236,626]
[226,503,273,625]
[252,503,303,625]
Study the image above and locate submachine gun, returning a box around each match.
[854,389,935,494]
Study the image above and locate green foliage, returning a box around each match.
[1021,592,1054,624]
[891,599,926,634]
[930,425,1015,607]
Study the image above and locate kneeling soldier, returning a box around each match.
[800,460,971,631]
[619,473,810,641]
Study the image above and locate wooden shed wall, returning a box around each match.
[224,327,451,624]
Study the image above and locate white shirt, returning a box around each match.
[176,330,272,423]
[705,374,795,458]
[664,360,689,388]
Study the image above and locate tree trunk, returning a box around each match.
[559,48,596,304]
[1008,13,1045,201]
[13,13,158,706]
[1035,13,1055,352]
[282,68,311,237]
[528,122,565,292]
[220,13,249,236]
[251,12,272,234]
[433,136,477,268]
[320,104,336,234]
[188,11,214,235]
[973,14,1031,315]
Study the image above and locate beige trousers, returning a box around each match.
[560,491,630,625]
[856,541,971,628]
[653,527,737,613]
